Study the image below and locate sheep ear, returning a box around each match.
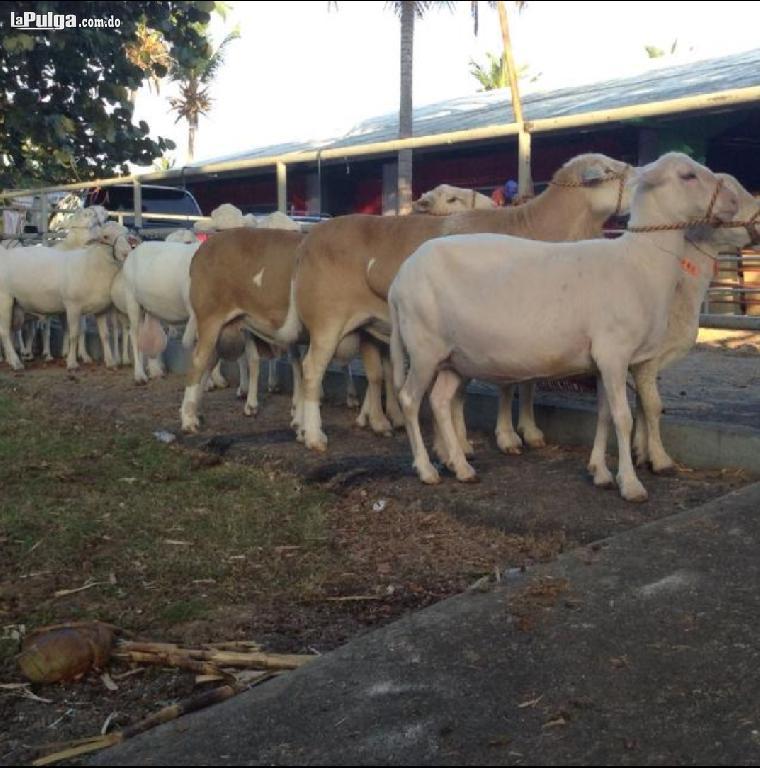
[636,161,667,188]
[580,165,606,184]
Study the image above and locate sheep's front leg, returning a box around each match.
[587,377,615,488]
[77,318,93,364]
[517,382,546,448]
[632,360,675,474]
[41,318,53,362]
[65,307,83,371]
[95,313,116,369]
[125,294,148,384]
[495,385,523,454]
[147,356,166,379]
[597,360,647,502]
[242,336,260,417]
[0,293,23,370]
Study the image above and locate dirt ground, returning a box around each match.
[0,358,753,766]
[15,361,752,541]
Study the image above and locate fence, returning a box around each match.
[3,78,760,331]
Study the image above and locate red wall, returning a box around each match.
[187,128,638,216]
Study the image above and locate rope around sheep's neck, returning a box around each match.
[549,165,631,218]
[714,206,760,246]
[628,178,726,234]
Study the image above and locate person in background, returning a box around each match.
[491,179,519,206]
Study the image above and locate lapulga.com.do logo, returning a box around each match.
[10,11,121,29]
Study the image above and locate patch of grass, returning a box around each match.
[0,386,334,642]
[161,599,210,625]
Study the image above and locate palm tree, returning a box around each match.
[124,21,172,105]
[387,1,454,214]
[469,51,540,91]
[470,51,509,91]
[168,28,240,162]
[645,39,679,59]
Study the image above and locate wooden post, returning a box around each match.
[276,161,287,213]
[497,1,533,197]
[39,193,49,237]
[518,129,532,198]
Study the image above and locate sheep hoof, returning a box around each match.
[634,453,649,468]
[355,414,368,428]
[236,387,248,399]
[619,477,648,503]
[455,465,479,483]
[461,440,475,457]
[651,461,677,476]
[305,431,328,452]
[521,430,546,449]
[496,432,523,455]
[346,395,361,409]
[370,418,394,436]
[244,404,259,417]
[417,466,441,485]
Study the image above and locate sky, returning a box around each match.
[131,1,760,169]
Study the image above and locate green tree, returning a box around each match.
[645,39,679,59]
[469,51,540,91]
[168,26,239,162]
[125,20,173,102]
[0,1,215,188]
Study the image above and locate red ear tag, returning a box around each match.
[680,258,699,277]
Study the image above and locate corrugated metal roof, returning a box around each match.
[191,48,760,167]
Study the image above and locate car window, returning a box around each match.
[87,186,201,219]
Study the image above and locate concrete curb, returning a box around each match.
[92,336,760,476]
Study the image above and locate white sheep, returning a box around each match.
[0,222,135,370]
[389,153,738,501]
[412,184,496,215]
[590,173,760,477]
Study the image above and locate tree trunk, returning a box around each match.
[397,1,415,215]
[188,118,196,163]
[497,1,532,197]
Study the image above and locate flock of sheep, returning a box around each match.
[1,151,756,504]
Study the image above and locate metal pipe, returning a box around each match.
[5,84,758,200]
[699,313,760,330]
[132,179,143,229]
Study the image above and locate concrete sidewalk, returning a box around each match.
[93,482,760,766]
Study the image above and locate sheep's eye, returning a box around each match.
[680,172,697,181]
[446,197,458,204]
